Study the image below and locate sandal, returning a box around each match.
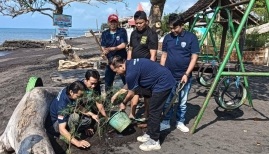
[134,117,147,122]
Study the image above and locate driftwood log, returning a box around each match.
[57,36,81,62]
[58,57,107,70]
[0,87,62,154]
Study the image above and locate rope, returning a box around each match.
[235,76,240,88]
[226,23,232,84]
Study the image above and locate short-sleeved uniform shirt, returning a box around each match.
[80,79,102,113]
[130,27,158,59]
[50,88,75,124]
[125,58,176,93]
[101,28,128,59]
[162,30,200,80]
[80,79,101,96]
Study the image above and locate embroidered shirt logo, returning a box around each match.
[181,42,186,48]
[58,115,64,120]
[140,36,147,44]
[133,58,139,65]
[116,36,120,41]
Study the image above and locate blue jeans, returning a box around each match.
[162,78,192,123]
[105,65,126,91]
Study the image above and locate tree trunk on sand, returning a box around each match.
[0,87,62,154]
[58,36,81,62]
[148,0,166,37]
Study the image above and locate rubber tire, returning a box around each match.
[214,77,247,110]
[196,63,218,87]
[26,77,43,92]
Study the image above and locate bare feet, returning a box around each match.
[129,114,135,119]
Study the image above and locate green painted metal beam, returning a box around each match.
[190,13,201,32]
[205,16,220,62]
[266,0,269,14]
[190,0,257,134]
[199,55,218,58]
[221,72,269,76]
[225,8,253,107]
[199,7,221,48]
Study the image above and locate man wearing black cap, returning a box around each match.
[101,14,128,91]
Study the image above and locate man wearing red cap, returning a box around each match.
[101,14,128,91]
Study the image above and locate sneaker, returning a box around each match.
[160,120,170,131]
[176,121,189,132]
[139,138,161,151]
[137,133,150,142]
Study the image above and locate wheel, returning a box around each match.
[196,63,218,87]
[214,77,247,110]
[26,77,43,92]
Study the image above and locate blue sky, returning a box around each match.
[0,0,198,29]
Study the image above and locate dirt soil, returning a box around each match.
[1,36,269,154]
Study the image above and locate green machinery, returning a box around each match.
[190,0,269,134]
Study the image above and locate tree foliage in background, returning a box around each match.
[245,31,269,49]
[161,11,197,35]
[252,0,269,23]
[161,12,170,34]
[0,0,126,19]
[234,0,269,48]
[235,0,269,23]
[101,23,109,30]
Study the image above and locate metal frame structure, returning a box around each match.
[190,12,220,62]
[190,0,269,134]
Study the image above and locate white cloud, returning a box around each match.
[106,7,114,14]
[163,0,198,14]
[73,7,86,15]
[83,15,93,20]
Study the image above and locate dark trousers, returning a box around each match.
[147,89,172,141]
[105,65,126,91]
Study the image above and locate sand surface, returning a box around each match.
[1,36,269,154]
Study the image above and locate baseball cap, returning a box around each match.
[134,11,147,20]
[108,14,118,22]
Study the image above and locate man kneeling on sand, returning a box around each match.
[46,79,105,149]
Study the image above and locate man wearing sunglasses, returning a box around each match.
[160,14,199,133]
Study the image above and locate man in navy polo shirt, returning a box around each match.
[109,56,176,151]
[160,14,199,132]
[80,69,107,118]
[47,81,96,148]
[101,14,128,91]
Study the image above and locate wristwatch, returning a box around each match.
[184,73,190,77]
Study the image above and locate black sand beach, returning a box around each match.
[1,36,269,154]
